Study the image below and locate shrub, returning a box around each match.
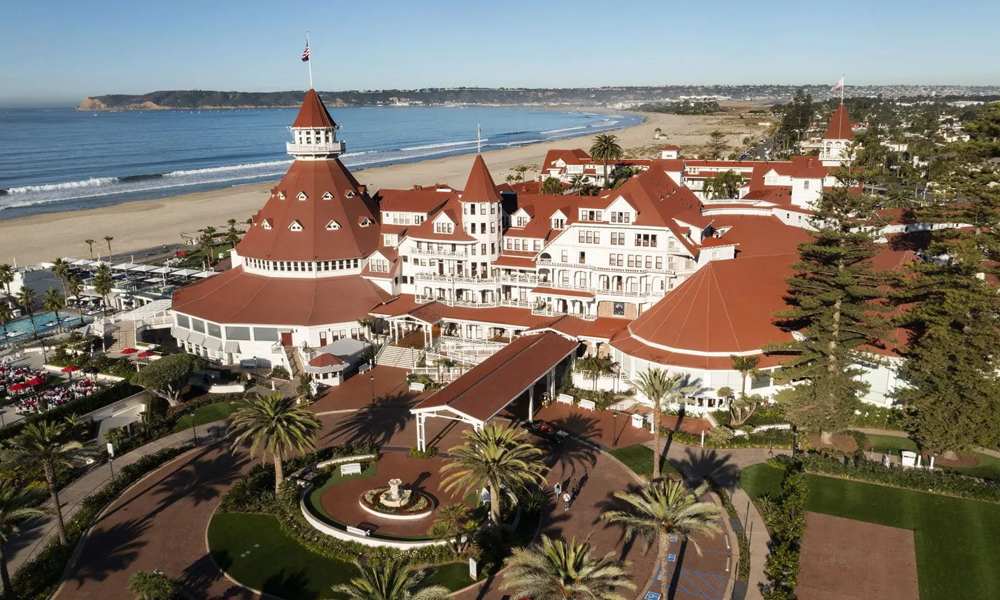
[409,446,438,459]
[771,453,1000,503]
[219,463,277,514]
[759,462,808,600]
[268,366,290,380]
[850,405,905,430]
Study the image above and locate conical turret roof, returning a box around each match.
[292,89,338,129]
[823,104,854,141]
[459,155,502,203]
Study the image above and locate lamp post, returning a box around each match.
[369,374,375,447]
[612,411,618,447]
[189,411,198,445]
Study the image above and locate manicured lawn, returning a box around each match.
[946,452,1000,481]
[303,462,377,525]
[609,444,681,478]
[865,433,919,455]
[172,401,237,433]
[739,464,1000,600]
[208,513,475,600]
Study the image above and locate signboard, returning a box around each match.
[468,557,478,580]
[106,442,115,458]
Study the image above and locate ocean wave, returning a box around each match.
[540,126,587,134]
[118,173,165,183]
[5,177,117,194]
[164,160,292,177]
[399,139,483,152]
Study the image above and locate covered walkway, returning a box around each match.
[411,332,579,451]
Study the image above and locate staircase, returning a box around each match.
[108,319,136,352]
[377,345,422,370]
[284,346,304,379]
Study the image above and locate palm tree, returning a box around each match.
[103,236,115,264]
[66,275,82,301]
[0,480,48,597]
[500,535,635,600]
[632,368,697,479]
[331,557,448,600]
[127,570,175,600]
[15,287,37,340]
[589,134,623,189]
[43,289,65,334]
[6,421,85,545]
[441,424,546,525]
[50,258,71,297]
[601,480,722,579]
[225,219,241,248]
[199,226,217,268]
[0,301,13,345]
[227,392,322,493]
[702,170,743,200]
[0,263,15,298]
[84,239,96,260]
[730,355,760,399]
[576,355,616,391]
[93,264,114,316]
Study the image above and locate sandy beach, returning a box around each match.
[0,106,770,266]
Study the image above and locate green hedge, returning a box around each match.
[0,381,141,443]
[850,405,905,430]
[759,463,808,600]
[5,445,191,600]
[668,427,794,450]
[771,453,1000,504]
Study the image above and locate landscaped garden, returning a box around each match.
[609,443,681,478]
[741,462,1000,599]
[171,400,238,433]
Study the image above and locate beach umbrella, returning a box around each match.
[8,383,26,392]
[26,376,46,386]
[136,351,154,358]
[61,365,81,373]
[120,347,138,355]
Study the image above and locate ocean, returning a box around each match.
[0,106,640,220]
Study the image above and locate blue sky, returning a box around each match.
[2,0,998,106]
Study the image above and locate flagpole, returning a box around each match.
[477,123,482,154]
[306,29,312,89]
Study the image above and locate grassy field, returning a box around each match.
[861,434,1000,481]
[609,444,681,478]
[740,464,1000,600]
[303,463,378,525]
[172,401,237,433]
[865,433,919,455]
[208,513,474,599]
[946,452,1000,481]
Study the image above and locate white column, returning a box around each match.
[548,369,556,399]
[416,413,426,452]
[528,386,535,421]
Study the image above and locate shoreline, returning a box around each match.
[0,107,768,266]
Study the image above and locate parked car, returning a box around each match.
[521,420,569,444]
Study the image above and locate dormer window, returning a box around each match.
[289,220,303,232]
[359,217,373,227]
[322,192,333,200]
[297,192,307,201]
[262,219,273,230]
[325,220,340,231]
[516,217,528,227]
[277,192,286,200]
[552,218,566,230]
[610,211,631,224]
[345,190,356,198]
[434,222,453,234]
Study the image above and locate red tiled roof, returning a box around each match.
[369,295,552,329]
[494,254,537,269]
[530,315,629,341]
[823,104,855,141]
[378,188,454,214]
[610,329,785,370]
[309,353,343,367]
[172,267,390,326]
[707,216,811,257]
[292,89,337,129]
[238,159,379,261]
[627,253,798,354]
[413,332,579,422]
[460,155,502,204]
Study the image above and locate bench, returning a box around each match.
[340,462,362,476]
[358,362,372,374]
[578,399,596,411]
[557,393,574,405]
[409,381,426,392]
[346,525,371,537]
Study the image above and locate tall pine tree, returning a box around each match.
[896,106,1000,456]
[771,156,890,444]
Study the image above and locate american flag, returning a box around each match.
[301,42,310,62]
[831,76,844,92]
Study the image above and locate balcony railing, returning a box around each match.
[411,246,469,258]
[414,295,537,310]
[536,257,676,276]
[413,272,498,285]
[498,274,540,284]
[285,140,346,154]
[531,307,597,321]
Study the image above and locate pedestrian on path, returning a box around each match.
[554,482,562,498]
[562,491,571,511]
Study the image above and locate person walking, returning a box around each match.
[562,491,572,511]
[553,482,562,499]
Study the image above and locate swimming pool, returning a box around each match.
[2,311,92,340]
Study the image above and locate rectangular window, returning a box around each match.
[579,231,586,243]
[750,373,772,389]
[656,256,663,269]
[207,323,222,339]
[176,314,190,328]
[534,240,541,251]
[635,234,658,247]
[645,256,653,269]
[191,319,206,334]
[594,232,600,245]
[627,255,636,268]
[481,243,487,255]
[480,204,487,215]
[253,327,279,342]
[561,250,568,262]
[225,326,251,341]
[579,251,586,264]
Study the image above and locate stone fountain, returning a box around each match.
[379,478,412,508]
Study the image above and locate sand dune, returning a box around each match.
[0,107,770,266]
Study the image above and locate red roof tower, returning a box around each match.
[823,104,854,141]
[459,154,502,204]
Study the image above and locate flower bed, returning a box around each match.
[359,486,432,515]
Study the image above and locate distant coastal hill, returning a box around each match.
[77,85,1000,111]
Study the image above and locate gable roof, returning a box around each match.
[459,155,502,204]
[292,89,338,129]
[823,104,855,141]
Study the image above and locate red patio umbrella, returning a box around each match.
[120,348,138,355]
[7,383,26,392]
[26,376,46,386]
[61,366,81,373]
[136,351,154,358]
